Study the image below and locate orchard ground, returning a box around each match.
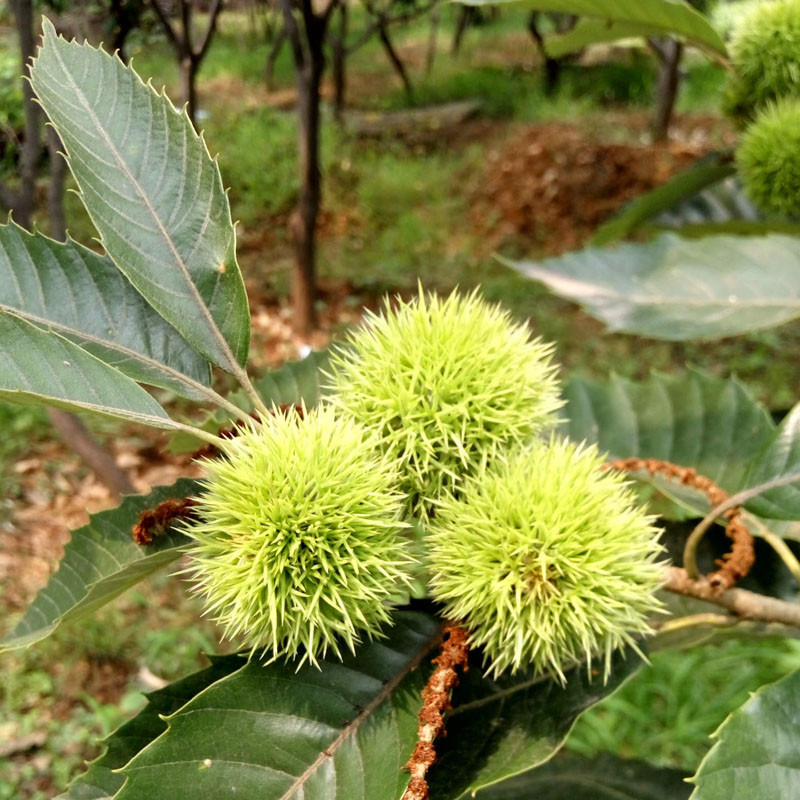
[2,8,800,798]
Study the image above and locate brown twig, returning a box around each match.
[665,566,800,627]
[402,625,470,800]
[132,497,199,545]
[604,457,754,591]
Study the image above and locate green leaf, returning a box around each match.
[430,647,643,798]
[545,19,670,58]
[591,159,736,246]
[30,20,250,374]
[94,612,638,800]
[0,312,180,429]
[745,405,800,521]
[561,370,774,494]
[253,349,333,408]
[690,668,800,799]
[505,233,800,340]
[0,221,211,399]
[462,0,727,57]
[0,478,200,652]
[474,753,691,799]
[114,612,442,800]
[58,655,244,800]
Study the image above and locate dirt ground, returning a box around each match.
[471,115,735,254]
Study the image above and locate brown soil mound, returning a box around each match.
[472,122,710,255]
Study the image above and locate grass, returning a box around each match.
[567,636,800,771]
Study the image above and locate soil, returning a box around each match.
[470,116,735,255]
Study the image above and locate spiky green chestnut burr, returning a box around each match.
[327,289,562,516]
[185,406,415,666]
[737,99,800,217]
[725,0,800,119]
[428,438,665,681]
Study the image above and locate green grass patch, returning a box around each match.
[567,636,800,771]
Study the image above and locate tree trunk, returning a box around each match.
[180,54,199,125]
[528,12,561,96]
[265,25,288,92]
[331,3,347,120]
[378,22,413,99]
[451,5,473,55]
[4,0,39,229]
[47,410,136,498]
[652,39,683,143]
[47,128,67,241]
[425,4,439,74]
[289,27,326,337]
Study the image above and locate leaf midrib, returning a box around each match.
[47,37,237,372]
[0,301,205,394]
[278,623,443,800]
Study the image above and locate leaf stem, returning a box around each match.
[170,421,225,448]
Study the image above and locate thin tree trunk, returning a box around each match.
[47,128,67,241]
[528,12,561,96]
[378,22,412,99]
[652,39,683,143]
[180,54,199,124]
[451,5,473,55]
[265,25,288,91]
[425,4,439,74]
[290,55,323,337]
[47,410,136,498]
[331,2,347,120]
[2,0,40,228]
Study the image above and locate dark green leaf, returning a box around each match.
[561,370,774,494]
[58,655,244,800]
[115,612,442,800]
[505,233,800,340]
[253,349,333,408]
[0,222,211,399]
[591,160,736,246]
[690,668,800,799]
[474,753,691,799]
[430,647,643,798]
[462,0,727,57]
[745,405,800,521]
[0,478,200,652]
[30,20,250,373]
[0,312,179,429]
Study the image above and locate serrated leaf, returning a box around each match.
[0,221,211,399]
[462,0,727,57]
[591,159,736,246]
[745,405,800,521]
[100,612,638,800]
[474,753,691,799]
[253,349,333,408]
[430,647,643,798]
[690,668,800,799]
[58,655,244,800]
[505,233,800,340]
[0,312,180,429]
[1,478,200,652]
[115,612,442,800]
[30,20,249,373]
[561,370,774,494]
